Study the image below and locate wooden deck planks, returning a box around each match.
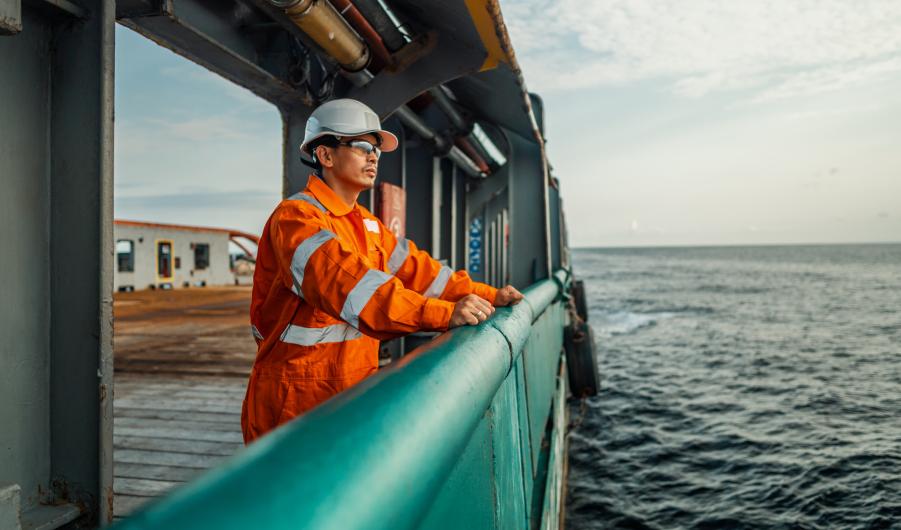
[112,288,255,518]
[115,435,244,456]
[115,426,243,443]
[115,399,241,414]
[114,495,155,520]
[115,417,240,432]
[114,477,185,497]
[113,375,248,516]
[115,463,204,483]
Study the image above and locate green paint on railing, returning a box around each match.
[111,273,571,530]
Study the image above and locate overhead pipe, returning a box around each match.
[454,137,490,174]
[269,0,370,72]
[461,125,496,169]
[350,0,407,52]
[429,86,469,133]
[392,106,445,150]
[274,3,486,177]
[327,0,393,70]
[470,122,507,168]
[429,86,508,170]
[393,106,485,178]
[445,146,485,178]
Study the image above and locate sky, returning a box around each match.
[115,1,901,247]
[114,28,283,236]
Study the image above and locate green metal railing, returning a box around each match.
[112,270,570,530]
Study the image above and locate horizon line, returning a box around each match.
[572,240,901,250]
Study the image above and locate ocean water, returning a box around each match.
[565,244,901,530]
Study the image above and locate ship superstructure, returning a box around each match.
[0,0,597,527]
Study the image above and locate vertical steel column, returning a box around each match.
[450,165,458,268]
[0,0,120,523]
[402,145,433,250]
[502,208,509,285]
[547,183,562,272]
[281,104,314,197]
[48,0,116,523]
[431,157,442,259]
[507,131,550,286]
[1,9,54,520]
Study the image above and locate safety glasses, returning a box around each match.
[337,139,381,158]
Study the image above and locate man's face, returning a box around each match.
[317,133,380,192]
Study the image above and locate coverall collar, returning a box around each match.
[306,174,357,216]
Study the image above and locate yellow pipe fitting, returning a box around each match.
[274,0,370,72]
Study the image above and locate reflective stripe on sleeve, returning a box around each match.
[423,265,453,298]
[387,238,410,273]
[279,322,362,346]
[287,192,327,213]
[251,325,264,341]
[340,269,392,329]
[290,230,336,296]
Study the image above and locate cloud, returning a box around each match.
[116,189,278,210]
[503,0,901,100]
[144,116,252,142]
[115,190,281,235]
[160,64,273,109]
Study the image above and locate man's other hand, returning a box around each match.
[449,294,495,328]
[494,285,524,307]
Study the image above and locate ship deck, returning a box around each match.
[112,287,255,519]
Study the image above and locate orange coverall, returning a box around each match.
[241,175,497,443]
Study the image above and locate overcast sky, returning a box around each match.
[115,0,901,247]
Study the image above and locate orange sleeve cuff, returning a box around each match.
[421,298,455,331]
[472,283,498,305]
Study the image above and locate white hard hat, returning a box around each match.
[300,99,399,159]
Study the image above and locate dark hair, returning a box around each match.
[308,135,339,160]
[306,135,339,175]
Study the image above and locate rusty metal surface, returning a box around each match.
[378,182,406,238]
[0,0,22,34]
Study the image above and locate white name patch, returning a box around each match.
[363,219,380,234]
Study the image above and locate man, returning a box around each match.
[241,99,523,443]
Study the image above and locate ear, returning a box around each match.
[315,145,334,168]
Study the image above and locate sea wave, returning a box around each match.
[593,311,669,337]
[566,244,901,530]
[696,284,771,295]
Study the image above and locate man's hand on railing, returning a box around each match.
[449,294,495,328]
[494,285,524,307]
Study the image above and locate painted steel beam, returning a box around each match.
[117,0,307,108]
[22,0,87,19]
[347,38,486,119]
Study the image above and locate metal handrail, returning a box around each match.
[111,272,567,530]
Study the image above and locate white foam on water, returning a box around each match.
[593,311,672,337]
